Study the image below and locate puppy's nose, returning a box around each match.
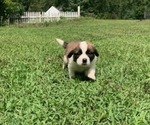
[82,58,87,63]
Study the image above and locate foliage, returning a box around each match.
[1,0,150,24]
[17,0,31,11]
[5,0,24,17]
[0,0,24,24]
[0,0,7,25]
[50,0,150,19]
[0,18,150,124]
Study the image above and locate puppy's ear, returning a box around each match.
[94,48,99,57]
[88,42,99,57]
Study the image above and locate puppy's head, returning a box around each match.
[67,41,99,66]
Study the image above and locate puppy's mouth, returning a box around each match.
[82,63,87,65]
[81,62,89,66]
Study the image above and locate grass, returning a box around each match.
[0,18,150,125]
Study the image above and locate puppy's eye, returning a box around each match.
[74,49,82,56]
[86,51,94,55]
[74,52,80,55]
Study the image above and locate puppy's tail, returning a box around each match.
[56,38,67,49]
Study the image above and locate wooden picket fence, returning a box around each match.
[12,11,80,24]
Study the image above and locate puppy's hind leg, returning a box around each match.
[63,55,68,69]
[68,68,75,79]
[68,64,75,79]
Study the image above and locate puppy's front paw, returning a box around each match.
[87,74,96,80]
[86,68,96,80]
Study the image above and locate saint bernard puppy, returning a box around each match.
[56,38,99,80]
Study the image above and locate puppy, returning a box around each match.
[56,38,99,80]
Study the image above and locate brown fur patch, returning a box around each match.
[87,42,95,51]
[65,42,80,58]
[87,42,99,56]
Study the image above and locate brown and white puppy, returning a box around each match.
[56,38,99,80]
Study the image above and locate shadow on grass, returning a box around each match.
[74,72,95,82]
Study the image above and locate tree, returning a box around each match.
[18,0,32,11]
[28,0,44,11]
[5,0,24,23]
[0,0,7,25]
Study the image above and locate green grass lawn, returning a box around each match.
[0,18,150,125]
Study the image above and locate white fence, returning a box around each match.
[60,12,79,17]
[21,12,79,18]
[22,12,44,17]
[12,6,80,24]
[13,12,79,24]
